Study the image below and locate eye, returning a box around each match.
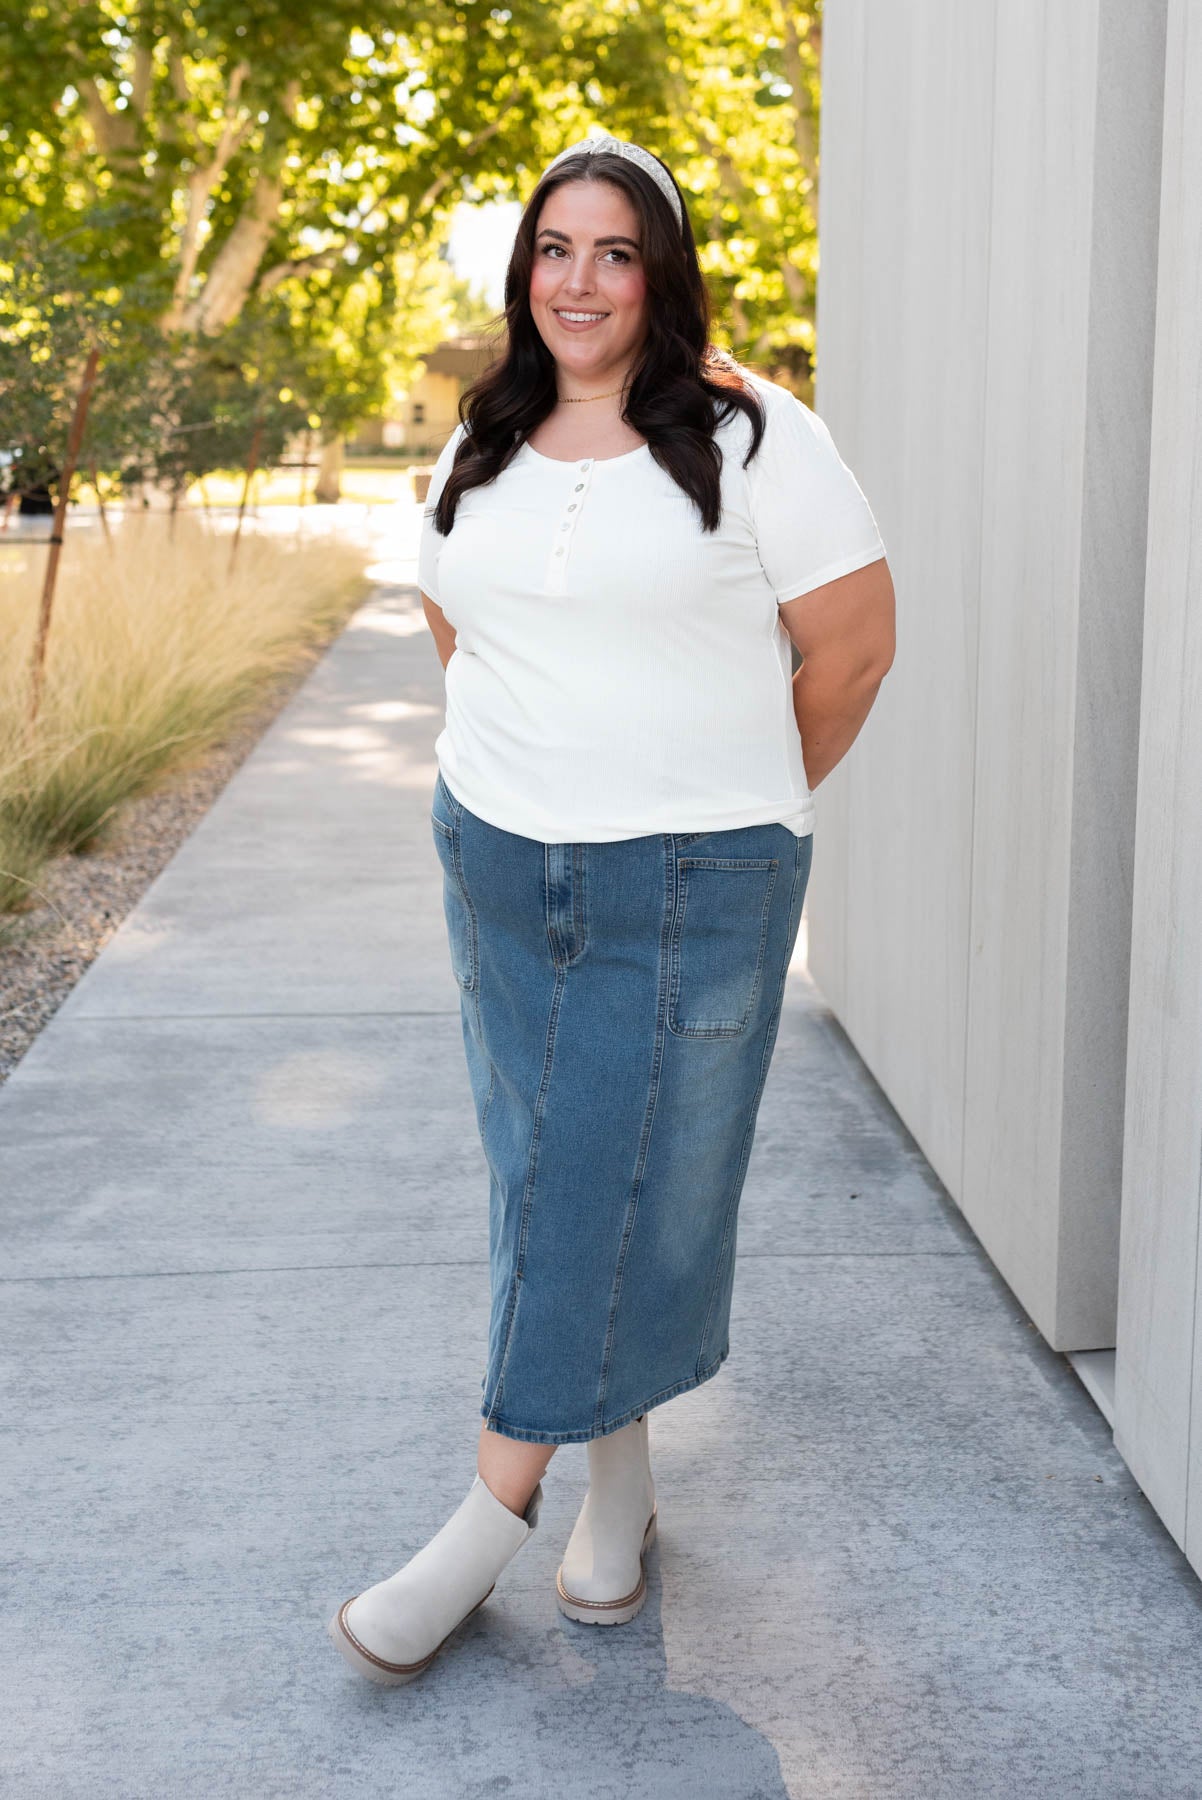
[537,243,635,263]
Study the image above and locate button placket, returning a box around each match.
[544,459,593,592]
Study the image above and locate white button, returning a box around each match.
[574,483,584,492]
[579,461,590,470]
[554,546,565,555]
[567,503,577,511]
[560,521,570,531]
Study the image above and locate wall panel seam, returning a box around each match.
[1181,0,1202,1559]
[960,0,1002,1208]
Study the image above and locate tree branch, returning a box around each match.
[781,257,807,306]
[160,59,256,332]
[168,50,191,106]
[130,41,154,118]
[73,73,137,158]
[780,7,819,173]
[410,101,519,221]
[257,250,342,297]
[180,170,283,333]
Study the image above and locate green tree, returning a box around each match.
[0,1,681,488]
[0,1,673,335]
[641,0,823,388]
[0,0,826,468]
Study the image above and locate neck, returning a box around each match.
[556,367,632,404]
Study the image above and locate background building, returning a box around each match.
[350,335,502,459]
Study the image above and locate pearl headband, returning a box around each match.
[542,132,684,232]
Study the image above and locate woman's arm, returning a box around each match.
[778,555,896,790]
[422,592,458,671]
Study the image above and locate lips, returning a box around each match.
[554,309,609,325]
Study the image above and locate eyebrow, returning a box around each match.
[536,228,641,250]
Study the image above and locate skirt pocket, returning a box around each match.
[667,854,779,1038]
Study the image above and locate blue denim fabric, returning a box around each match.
[430,769,813,1445]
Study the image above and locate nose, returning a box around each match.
[562,260,596,298]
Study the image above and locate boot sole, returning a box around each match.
[327,1584,496,1685]
[555,1507,657,1626]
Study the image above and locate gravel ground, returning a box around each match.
[0,648,330,1086]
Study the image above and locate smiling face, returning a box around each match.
[528,178,651,390]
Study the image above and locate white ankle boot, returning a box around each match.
[556,1413,656,1626]
[328,1474,542,1685]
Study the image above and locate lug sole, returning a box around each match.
[555,1506,657,1627]
[327,1584,496,1686]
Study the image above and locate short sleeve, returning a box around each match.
[417,422,468,603]
[746,389,886,603]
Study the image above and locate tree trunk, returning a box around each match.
[173,80,299,337]
[180,173,283,335]
[314,435,343,504]
[160,63,254,334]
[29,346,100,729]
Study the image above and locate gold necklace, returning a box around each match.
[559,386,627,403]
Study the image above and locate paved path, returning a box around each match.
[3,515,1201,1798]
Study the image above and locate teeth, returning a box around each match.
[557,311,606,322]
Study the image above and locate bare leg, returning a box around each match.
[477,1421,557,1516]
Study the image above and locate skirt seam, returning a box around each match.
[591,834,675,1432]
[482,961,568,1427]
[471,968,497,1142]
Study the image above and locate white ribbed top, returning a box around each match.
[418,369,885,843]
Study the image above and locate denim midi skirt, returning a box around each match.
[430,769,814,1445]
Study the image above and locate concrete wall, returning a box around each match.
[807,0,1165,1353]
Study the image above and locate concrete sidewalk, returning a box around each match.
[3,533,1201,1798]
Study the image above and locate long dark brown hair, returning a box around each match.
[431,143,767,538]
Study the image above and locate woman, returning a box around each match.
[329,132,894,1685]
